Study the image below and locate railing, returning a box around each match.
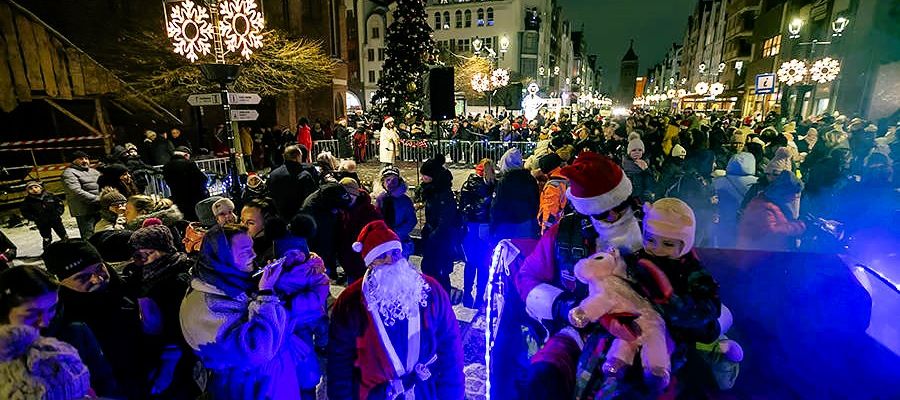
[143,140,542,196]
[340,138,539,166]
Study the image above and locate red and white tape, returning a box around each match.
[0,135,105,147]
[32,164,69,172]
[0,145,104,152]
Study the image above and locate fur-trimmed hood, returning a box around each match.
[126,204,184,230]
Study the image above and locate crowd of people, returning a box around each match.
[0,103,897,399]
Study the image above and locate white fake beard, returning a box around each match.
[592,209,644,254]
[363,258,430,327]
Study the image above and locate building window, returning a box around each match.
[487,7,494,26]
[372,27,380,39]
[464,10,471,27]
[434,12,441,30]
[455,10,462,28]
[367,48,375,61]
[521,58,537,78]
[762,35,781,57]
[378,48,385,61]
[368,70,376,83]
[522,31,538,54]
[477,8,484,26]
[456,38,470,52]
[443,11,450,29]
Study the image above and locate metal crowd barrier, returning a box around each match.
[144,157,230,197]
[313,139,341,158]
[352,139,539,166]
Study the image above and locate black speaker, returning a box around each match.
[426,66,455,121]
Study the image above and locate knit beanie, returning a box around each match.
[24,181,42,191]
[556,145,576,162]
[628,138,645,153]
[195,196,223,227]
[671,144,687,158]
[642,197,696,257]
[0,325,91,400]
[129,224,176,253]
[380,165,400,180]
[99,187,127,209]
[420,154,446,178]
[41,239,103,280]
[211,198,235,217]
[538,153,563,174]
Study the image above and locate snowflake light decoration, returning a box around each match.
[810,57,840,84]
[165,0,214,63]
[709,82,725,97]
[778,59,808,86]
[471,73,490,92]
[490,68,510,88]
[694,81,709,95]
[219,0,265,59]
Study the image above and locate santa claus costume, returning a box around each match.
[514,151,644,398]
[328,220,465,400]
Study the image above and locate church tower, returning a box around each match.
[617,40,639,106]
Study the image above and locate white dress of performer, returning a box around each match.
[380,116,401,165]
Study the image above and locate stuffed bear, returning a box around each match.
[568,250,673,389]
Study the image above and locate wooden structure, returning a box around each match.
[0,0,180,152]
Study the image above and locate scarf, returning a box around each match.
[191,225,256,298]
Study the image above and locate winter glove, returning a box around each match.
[552,292,577,327]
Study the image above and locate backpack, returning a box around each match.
[538,177,569,234]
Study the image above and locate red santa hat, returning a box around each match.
[384,116,395,124]
[353,220,403,265]
[559,151,633,215]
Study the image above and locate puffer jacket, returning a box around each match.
[20,192,65,224]
[714,152,758,247]
[61,164,100,217]
[621,157,655,202]
[458,173,494,223]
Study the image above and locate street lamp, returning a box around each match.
[788,18,803,39]
[499,36,510,53]
[472,37,483,54]
[832,16,849,37]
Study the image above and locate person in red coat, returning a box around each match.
[737,171,806,251]
[328,220,465,400]
[296,117,313,162]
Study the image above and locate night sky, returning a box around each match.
[558,0,697,92]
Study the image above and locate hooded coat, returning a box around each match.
[180,227,329,399]
[737,194,806,251]
[376,181,417,257]
[713,153,758,247]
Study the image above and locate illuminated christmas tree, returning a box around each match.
[372,0,437,122]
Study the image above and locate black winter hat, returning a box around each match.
[538,153,563,174]
[129,224,176,253]
[71,151,90,160]
[88,230,135,262]
[420,154,446,178]
[42,239,103,280]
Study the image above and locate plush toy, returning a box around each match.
[695,305,744,390]
[568,250,673,390]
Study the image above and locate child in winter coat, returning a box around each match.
[19,181,68,248]
[622,198,722,395]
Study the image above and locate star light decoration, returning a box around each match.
[490,68,510,88]
[778,59,808,86]
[709,82,725,97]
[471,73,490,93]
[165,0,214,63]
[219,0,265,59]
[695,81,710,95]
[810,57,841,84]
